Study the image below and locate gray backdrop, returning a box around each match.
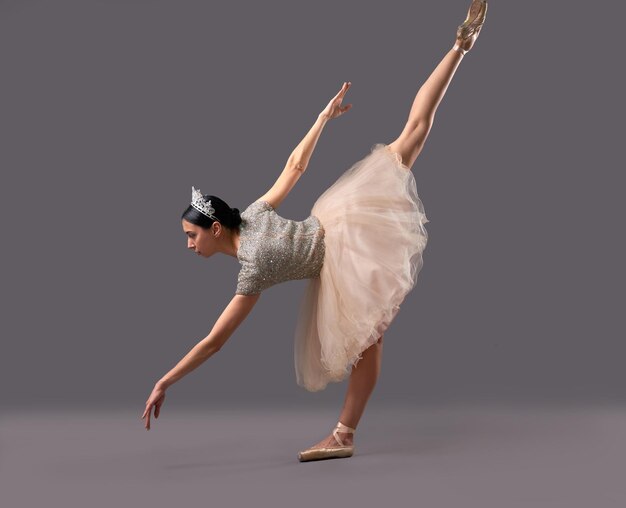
[1,0,623,413]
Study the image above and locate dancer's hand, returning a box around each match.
[319,82,352,120]
[141,382,167,430]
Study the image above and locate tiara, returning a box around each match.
[190,186,219,220]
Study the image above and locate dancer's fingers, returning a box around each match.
[338,105,351,115]
[334,82,351,101]
[142,404,152,429]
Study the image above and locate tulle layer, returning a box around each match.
[294,143,430,392]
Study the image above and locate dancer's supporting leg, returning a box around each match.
[336,335,384,444]
[387,46,465,171]
[303,335,384,450]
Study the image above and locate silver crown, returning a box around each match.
[191,186,218,220]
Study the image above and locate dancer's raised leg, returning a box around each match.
[386,48,463,170]
[388,0,487,170]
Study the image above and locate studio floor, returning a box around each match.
[2,403,624,508]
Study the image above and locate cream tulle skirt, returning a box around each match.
[294,143,430,392]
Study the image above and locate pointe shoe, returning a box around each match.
[297,421,356,462]
[453,0,488,55]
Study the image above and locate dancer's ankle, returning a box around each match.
[452,43,467,56]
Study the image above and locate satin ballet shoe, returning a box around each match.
[297,421,356,462]
[453,0,488,55]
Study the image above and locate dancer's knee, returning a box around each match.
[388,121,432,169]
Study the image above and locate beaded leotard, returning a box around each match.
[235,200,326,295]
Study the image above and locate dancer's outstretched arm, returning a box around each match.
[141,293,260,430]
[258,82,352,210]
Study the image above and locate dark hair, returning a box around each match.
[181,194,242,231]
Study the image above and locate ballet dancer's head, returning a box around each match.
[181,192,242,258]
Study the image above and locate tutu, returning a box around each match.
[294,143,430,392]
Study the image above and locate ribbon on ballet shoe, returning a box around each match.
[452,43,467,56]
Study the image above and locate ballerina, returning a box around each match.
[141,0,488,462]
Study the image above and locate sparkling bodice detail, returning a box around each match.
[235,200,326,295]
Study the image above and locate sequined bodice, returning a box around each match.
[235,200,326,295]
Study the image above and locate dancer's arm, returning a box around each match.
[156,293,261,389]
[142,294,260,429]
[290,81,352,171]
[257,82,352,210]
[288,114,329,173]
[257,114,328,210]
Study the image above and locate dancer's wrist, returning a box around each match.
[317,112,331,123]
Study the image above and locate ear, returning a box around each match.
[212,221,222,237]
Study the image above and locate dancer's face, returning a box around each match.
[182,219,220,258]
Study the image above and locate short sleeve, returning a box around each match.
[235,262,265,295]
[256,200,274,211]
[248,200,274,214]
[234,200,276,296]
